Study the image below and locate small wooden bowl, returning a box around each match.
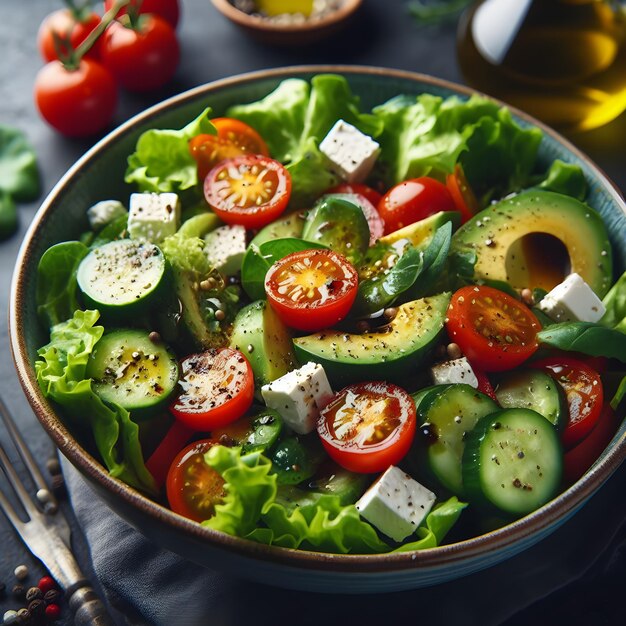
[210,0,363,45]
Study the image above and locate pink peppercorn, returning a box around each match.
[45,603,62,621]
[38,576,56,594]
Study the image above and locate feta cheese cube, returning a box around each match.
[319,119,380,183]
[86,200,127,231]
[356,466,436,542]
[261,362,333,434]
[128,192,181,243]
[430,357,479,388]
[204,225,247,276]
[537,273,606,323]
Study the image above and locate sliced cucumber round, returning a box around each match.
[77,239,169,317]
[462,408,563,517]
[86,329,179,419]
[418,384,499,496]
[495,369,567,430]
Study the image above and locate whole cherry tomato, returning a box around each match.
[100,15,179,92]
[37,7,101,62]
[104,0,181,28]
[34,58,117,137]
[378,176,456,234]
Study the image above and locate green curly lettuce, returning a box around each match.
[125,108,216,193]
[203,445,466,554]
[35,309,157,495]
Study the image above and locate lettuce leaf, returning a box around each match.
[35,310,157,495]
[601,270,626,334]
[125,108,215,193]
[227,75,384,207]
[372,93,542,202]
[203,445,466,554]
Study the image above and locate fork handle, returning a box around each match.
[68,583,117,626]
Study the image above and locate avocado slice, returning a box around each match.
[449,190,612,297]
[229,299,297,394]
[293,292,451,385]
[379,210,461,247]
[250,210,305,247]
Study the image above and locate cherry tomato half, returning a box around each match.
[377,176,456,235]
[317,381,417,473]
[204,155,291,229]
[166,439,225,523]
[446,164,478,223]
[37,8,102,62]
[34,59,117,137]
[190,118,270,182]
[327,183,383,207]
[100,15,179,92]
[170,348,254,431]
[446,285,540,372]
[531,356,604,450]
[563,402,619,485]
[104,0,180,27]
[265,249,358,332]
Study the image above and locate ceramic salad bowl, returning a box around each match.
[9,66,626,593]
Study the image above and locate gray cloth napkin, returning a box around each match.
[61,456,626,626]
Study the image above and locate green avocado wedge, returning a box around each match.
[449,189,613,297]
[293,292,451,385]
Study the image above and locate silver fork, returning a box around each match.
[0,397,116,626]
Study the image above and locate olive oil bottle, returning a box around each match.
[457,0,626,132]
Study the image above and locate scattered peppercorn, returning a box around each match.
[27,599,45,620]
[214,309,226,321]
[12,584,26,601]
[13,566,28,582]
[15,608,30,622]
[446,342,463,359]
[45,457,61,476]
[50,474,66,499]
[25,587,42,603]
[2,610,18,625]
[36,578,55,596]
[42,590,61,606]
[148,331,162,344]
[44,604,61,622]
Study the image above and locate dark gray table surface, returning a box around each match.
[1,1,625,625]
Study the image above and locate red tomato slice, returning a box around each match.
[563,402,619,485]
[145,420,195,488]
[317,381,416,473]
[204,155,291,229]
[446,285,540,372]
[446,164,478,223]
[327,182,383,207]
[472,365,498,401]
[190,118,270,182]
[170,348,254,430]
[166,439,226,522]
[531,356,604,450]
[264,249,358,332]
[377,176,456,235]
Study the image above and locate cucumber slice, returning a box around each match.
[211,408,283,454]
[418,384,498,495]
[77,239,169,317]
[463,408,563,517]
[495,369,566,430]
[86,329,179,419]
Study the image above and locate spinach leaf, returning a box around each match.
[600,270,626,333]
[0,125,40,202]
[241,237,327,301]
[36,241,89,328]
[537,322,626,363]
[0,191,18,241]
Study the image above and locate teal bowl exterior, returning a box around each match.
[9,66,626,593]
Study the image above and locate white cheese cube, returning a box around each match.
[86,200,127,231]
[537,273,606,323]
[261,362,333,434]
[319,119,380,183]
[128,192,181,243]
[356,466,436,542]
[430,357,479,388]
[204,225,247,276]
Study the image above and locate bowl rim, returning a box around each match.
[210,0,363,34]
[10,64,626,573]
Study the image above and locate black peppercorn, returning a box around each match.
[50,474,66,499]
[43,589,61,605]
[27,598,45,619]
[15,607,31,624]
[12,583,26,600]
[25,587,43,602]
[45,457,61,476]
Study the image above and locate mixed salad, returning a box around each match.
[34,74,626,554]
